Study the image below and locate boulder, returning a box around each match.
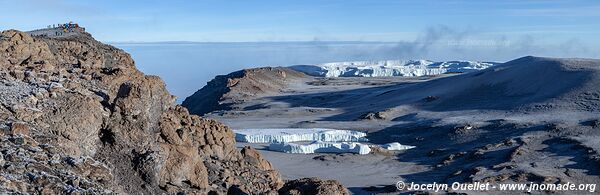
[9,122,29,136]
[279,178,350,195]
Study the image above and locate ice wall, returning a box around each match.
[234,128,368,143]
[289,60,498,77]
[269,141,372,155]
[236,128,415,155]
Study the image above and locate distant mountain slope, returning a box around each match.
[184,56,600,192]
[355,56,600,112]
[289,60,499,77]
[186,56,600,118]
[182,67,307,115]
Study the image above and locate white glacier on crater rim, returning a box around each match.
[234,128,368,143]
[289,60,499,77]
[235,128,415,155]
[267,142,415,155]
[269,141,372,155]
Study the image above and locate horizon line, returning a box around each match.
[107,40,403,45]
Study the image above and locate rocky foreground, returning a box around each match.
[0,30,348,194]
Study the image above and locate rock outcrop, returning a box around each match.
[182,67,307,115]
[0,30,343,194]
[278,178,350,195]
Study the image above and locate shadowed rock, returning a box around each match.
[278,177,350,195]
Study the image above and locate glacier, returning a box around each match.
[234,128,368,143]
[289,60,498,77]
[235,128,415,155]
[267,142,415,154]
[269,141,372,155]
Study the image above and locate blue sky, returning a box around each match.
[1,0,599,59]
[1,0,599,43]
[2,0,598,98]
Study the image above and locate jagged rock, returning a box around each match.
[0,133,115,194]
[453,123,476,134]
[278,178,350,195]
[9,122,29,136]
[240,146,277,171]
[369,146,396,156]
[0,30,56,71]
[10,105,42,122]
[423,95,439,102]
[47,82,64,92]
[0,29,344,194]
[359,111,386,120]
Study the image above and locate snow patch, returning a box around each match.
[380,142,416,150]
[289,60,498,77]
[269,141,372,155]
[234,128,368,143]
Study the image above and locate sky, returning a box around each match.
[1,0,599,59]
[2,0,599,99]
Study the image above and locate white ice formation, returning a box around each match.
[289,60,498,77]
[380,142,416,150]
[269,141,372,155]
[235,128,415,155]
[234,128,368,143]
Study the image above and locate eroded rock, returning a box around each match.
[0,29,344,194]
[279,178,350,195]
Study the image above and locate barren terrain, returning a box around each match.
[186,57,600,194]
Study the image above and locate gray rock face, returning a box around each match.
[0,30,344,194]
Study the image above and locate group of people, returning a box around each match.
[46,22,81,32]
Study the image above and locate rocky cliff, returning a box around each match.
[0,30,346,194]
